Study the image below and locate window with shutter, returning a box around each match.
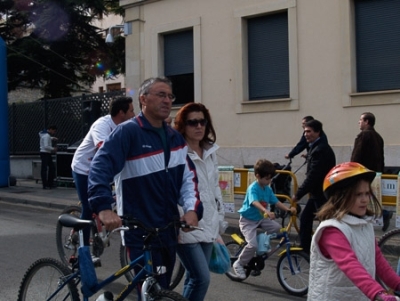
[248,12,289,100]
[164,30,194,105]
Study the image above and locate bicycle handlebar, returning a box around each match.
[114,217,203,233]
[264,210,294,220]
[58,213,203,234]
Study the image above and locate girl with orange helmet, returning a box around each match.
[308,162,400,301]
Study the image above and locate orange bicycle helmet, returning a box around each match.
[323,162,376,198]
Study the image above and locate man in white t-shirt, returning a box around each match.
[71,96,135,257]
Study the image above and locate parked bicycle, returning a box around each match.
[56,204,185,289]
[224,211,310,297]
[378,227,400,290]
[19,214,195,301]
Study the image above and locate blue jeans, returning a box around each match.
[72,171,91,246]
[177,242,213,301]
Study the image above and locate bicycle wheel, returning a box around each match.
[17,257,80,301]
[378,228,400,288]
[225,240,243,257]
[149,289,188,301]
[276,250,309,296]
[169,258,185,290]
[119,244,185,290]
[56,205,82,266]
[224,241,251,281]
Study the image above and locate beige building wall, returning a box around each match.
[120,0,400,175]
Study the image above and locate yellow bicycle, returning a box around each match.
[224,212,309,297]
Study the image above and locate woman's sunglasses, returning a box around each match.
[185,119,208,127]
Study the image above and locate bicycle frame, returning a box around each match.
[87,246,157,301]
[55,215,172,301]
[49,233,159,301]
[231,214,302,275]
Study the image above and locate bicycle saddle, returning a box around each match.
[58,214,93,230]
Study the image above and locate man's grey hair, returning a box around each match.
[138,77,173,99]
[138,77,173,109]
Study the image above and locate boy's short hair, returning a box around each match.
[254,159,276,178]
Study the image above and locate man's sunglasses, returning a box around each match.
[185,119,208,127]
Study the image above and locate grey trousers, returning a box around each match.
[237,216,281,265]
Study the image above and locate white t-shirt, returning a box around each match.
[71,115,117,175]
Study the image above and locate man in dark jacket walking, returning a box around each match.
[285,116,315,160]
[351,112,391,230]
[351,112,384,173]
[285,116,328,160]
[292,120,336,253]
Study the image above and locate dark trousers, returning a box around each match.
[40,152,55,188]
[299,196,326,254]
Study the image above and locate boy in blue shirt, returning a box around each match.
[233,159,296,279]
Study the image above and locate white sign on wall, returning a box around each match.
[382,179,397,197]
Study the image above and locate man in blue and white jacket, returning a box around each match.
[88,77,203,289]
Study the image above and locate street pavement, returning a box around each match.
[0,179,79,210]
[0,178,393,239]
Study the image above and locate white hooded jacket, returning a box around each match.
[178,143,224,244]
[39,130,53,153]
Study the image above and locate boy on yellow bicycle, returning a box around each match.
[233,159,296,279]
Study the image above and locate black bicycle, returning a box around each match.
[19,214,192,301]
[378,227,400,289]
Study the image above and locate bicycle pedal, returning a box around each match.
[251,270,261,276]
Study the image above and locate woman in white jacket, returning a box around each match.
[174,103,224,301]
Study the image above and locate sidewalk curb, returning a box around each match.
[0,194,68,210]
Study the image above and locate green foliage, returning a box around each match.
[0,0,124,99]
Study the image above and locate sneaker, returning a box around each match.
[233,260,246,279]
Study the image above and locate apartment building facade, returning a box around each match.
[119,0,400,171]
